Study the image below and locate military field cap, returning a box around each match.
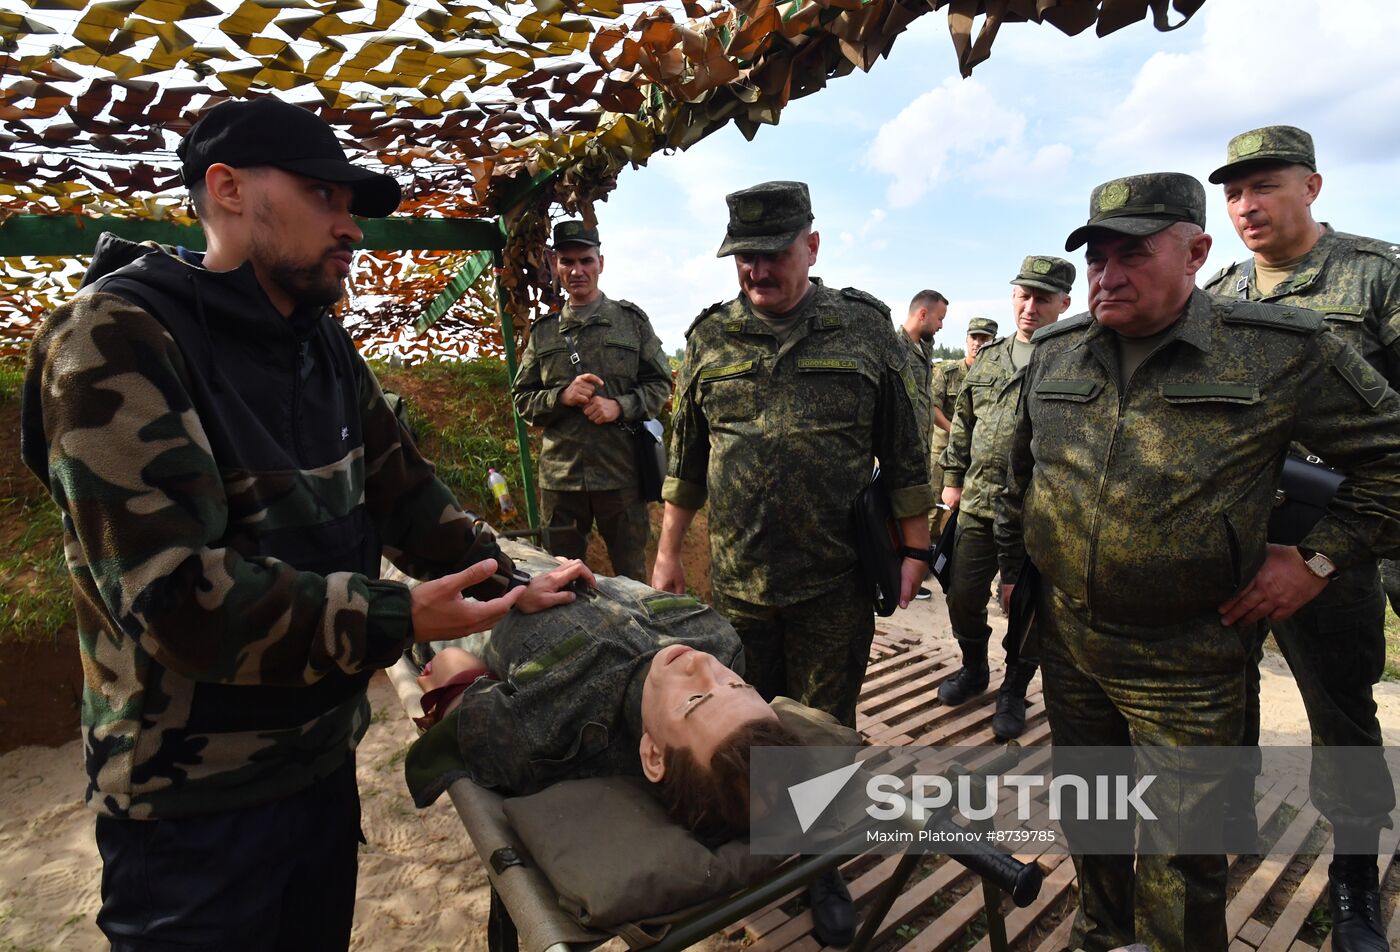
[552,220,600,248]
[178,97,401,218]
[716,180,814,257]
[1064,172,1206,252]
[1208,125,1316,184]
[1010,255,1075,294]
[967,317,998,337]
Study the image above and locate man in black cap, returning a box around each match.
[512,220,672,580]
[20,96,591,950]
[996,171,1400,951]
[1203,128,1399,952]
[653,179,933,947]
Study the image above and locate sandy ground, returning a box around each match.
[3,593,1399,950]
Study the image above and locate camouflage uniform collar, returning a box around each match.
[727,279,830,336]
[1255,223,1334,298]
[898,326,933,360]
[623,658,649,745]
[1084,289,1213,354]
[559,293,609,329]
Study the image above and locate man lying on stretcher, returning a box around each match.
[403,557,811,844]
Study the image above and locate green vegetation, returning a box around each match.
[370,356,538,523]
[1,355,73,645]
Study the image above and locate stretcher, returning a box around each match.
[390,653,1043,950]
[383,544,1042,951]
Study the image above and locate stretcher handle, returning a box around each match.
[928,810,1043,907]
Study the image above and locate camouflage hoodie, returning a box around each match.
[21,236,515,819]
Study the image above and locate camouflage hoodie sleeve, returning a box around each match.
[28,294,421,685]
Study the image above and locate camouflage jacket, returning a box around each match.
[898,327,934,448]
[20,238,514,820]
[1204,225,1400,386]
[929,358,969,455]
[941,338,1023,520]
[404,572,742,805]
[995,290,1400,631]
[512,295,672,492]
[664,280,933,605]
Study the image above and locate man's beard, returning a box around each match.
[251,205,348,310]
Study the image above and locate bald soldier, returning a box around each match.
[899,289,948,599]
[1203,126,1399,952]
[940,258,1072,740]
[997,172,1400,951]
[929,318,997,527]
[654,180,933,945]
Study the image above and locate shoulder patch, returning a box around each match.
[1219,300,1322,334]
[1032,312,1092,343]
[840,286,891,317]
[1333,345,1388,409]
[684,302,727,338]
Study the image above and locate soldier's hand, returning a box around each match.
[411,559,527,643]
[562,373,605,407]
[898,557,928,609]
[583,396,622,424]
[651,552,686,594]
[1000,583,1014,614]
[1218,544,1330,627]
[514,559,597,614]
[941,486,962,510]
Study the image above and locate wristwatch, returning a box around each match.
[1298,548,1337,580]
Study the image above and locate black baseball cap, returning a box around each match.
[178,98,402,218]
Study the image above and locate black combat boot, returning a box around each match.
[807,867,855,946]
[937,637,989,706]
[1328,855,1386,952]
[991,660,1036,740]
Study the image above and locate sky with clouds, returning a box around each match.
[582,0,1400,354]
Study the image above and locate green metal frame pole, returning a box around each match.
[494,225,540,530]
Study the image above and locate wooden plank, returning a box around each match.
[869,684,1043,747]
[1238,917,1269,947]
[894,879,987,952]
[1225,791,1320,936]
[1258,849,1330,952]
[1033,915,1076,952]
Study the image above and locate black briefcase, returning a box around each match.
[1268,454,1343,546]
[853,466,902,617]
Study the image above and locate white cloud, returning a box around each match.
[863,77,1074,206]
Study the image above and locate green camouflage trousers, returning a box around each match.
[1039,585,1252,952]
[712,571,874,728]
[541,487,650,582]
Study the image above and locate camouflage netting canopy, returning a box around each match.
[0,0,1205,355]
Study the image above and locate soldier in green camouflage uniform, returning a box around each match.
[1202,126,1400,952]
[651,180,933,947]
[19,98,591,950]
[939,258,1072,741]
[899,289,947,598]
[996,172,1400,952]
[512,221,673,581]
[929,318,995,524]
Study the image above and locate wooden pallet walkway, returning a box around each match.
[732,632,1399,952]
